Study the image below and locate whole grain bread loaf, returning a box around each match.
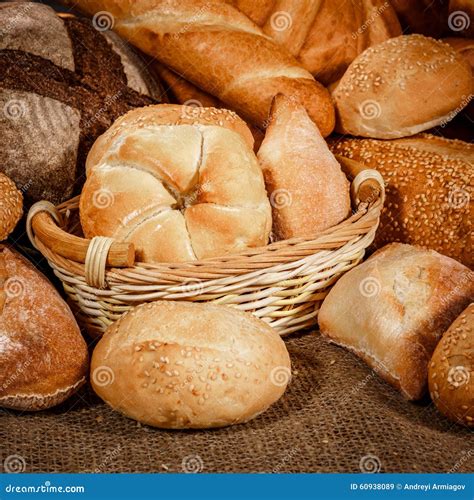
[0,2,162,207]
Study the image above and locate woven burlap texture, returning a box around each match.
[1,332,472,473]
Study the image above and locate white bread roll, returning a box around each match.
[332,35,472,138]
[257,94,350,240]
[318,243,473,401]
[80,104,271,263]
[429,303,473,427]
[0,246,89,410]
[91,301,291,429]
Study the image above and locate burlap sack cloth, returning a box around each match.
[1,332,472,473]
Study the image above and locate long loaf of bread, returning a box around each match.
[61,0,335,135]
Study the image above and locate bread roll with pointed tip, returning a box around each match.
[0,173,22,241]
[257,94,350,240]
[332,35,472,138]
[90,301,291,429]
[329,133,473,268]
[60,0,335,135]
[0,246,89,411]
[318,243,474,401]
[429,303,473,427]
[80,104,271,263]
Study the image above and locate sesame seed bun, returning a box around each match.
[90,301,291,429]
[429,303,474,427]
[332,35,472,138]
[329,133,473,268]
[0,173,22,241]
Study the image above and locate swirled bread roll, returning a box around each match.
[80,104,271,263]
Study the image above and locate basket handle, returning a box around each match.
[27,201,135,267]
[335,154,385,206]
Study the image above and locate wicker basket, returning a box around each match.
[26,158,384,338]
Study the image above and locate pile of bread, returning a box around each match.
[0,1,472,431]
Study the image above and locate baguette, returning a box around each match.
[61,0,335,135]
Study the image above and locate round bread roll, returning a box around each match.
[90,301,291,429]
[80,104,272,263]
[0,245,89,410]
[429,303,473,427]
[332,35,473,138]
[0,2,162,206]
[0,173,22,241]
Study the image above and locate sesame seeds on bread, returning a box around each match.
[329,133,473,267]
[429,303,474,427]
[332,35,472,138]
[90,301,291,429]
[0,173,22,241]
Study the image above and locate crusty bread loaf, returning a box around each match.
[0,245,89,410]
[91,301,291,429]
[318,243,474,401]
[429,303,473,427]
[0,2,161,206]
[332,35,472,138]
[257,94,350,240]
[230,0,401,85]
[80,104,271,262]
[329,134,473,268]
[0,173,22,241]
[61,0,335,136]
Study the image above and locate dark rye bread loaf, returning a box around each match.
[330,134,473,268]
[0,2,163,207]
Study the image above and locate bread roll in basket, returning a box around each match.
[26,125,384,338]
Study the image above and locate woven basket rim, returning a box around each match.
[27,167,385,290]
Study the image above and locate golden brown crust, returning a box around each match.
[62,0,335,135]
[230,0,401,85]
[329,134,473,268]
[0,246,88,411]
[318,243,474,401]
[91,301,291,428]
[429,303,474,427]
[80,104,271,263]
[0,173,23,241]
[332,35,473,138]
[149,64,265,149]
[258,94,350,240]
